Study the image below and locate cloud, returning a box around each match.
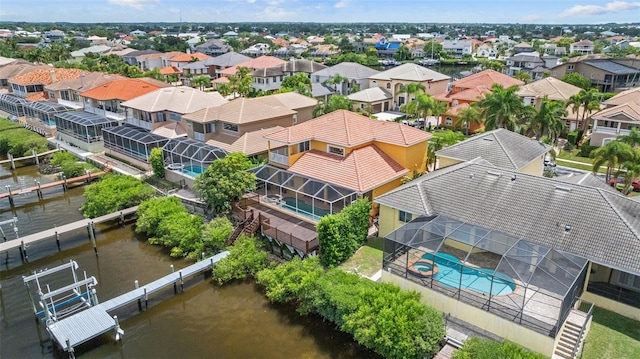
[107,0,159,9]
[559,1,640,18]
[335,1,347,8]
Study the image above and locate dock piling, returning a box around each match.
[135,280,142,311]
[171,265,177,293]
[32,149,39,165]
[88,222,98,256]
[55,228,60,250]
[65,338,74,359]
[8,153,14,170]
[62,175,67,192]
[119,211,124,226]
[144,287,148,309]
[179,271,184,293]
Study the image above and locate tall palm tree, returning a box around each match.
[617,150,640,195]
[591,140,634,182]
[400,83,426,107]
[322,73,348,94]
[529,97,567,141]
[217,83,233,98]
[312,95,353,118]
[429,100,448,129]
[426,136,444,171]
[567,89,602,137]
[456,105,483,135]
[476,84,524,131]
[617,127,640,147]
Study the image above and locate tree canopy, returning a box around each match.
[312,95,354,117]
[561,72,592,90]
[193,152,256,214]
[81,174,155,218]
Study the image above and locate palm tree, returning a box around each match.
[591,140,634,182]
[529,97,567,141]
[217,83,233,98]
[192,75,211,91]
[322,73,348,94]
[429,100,448,129]
[434,130,465,146]
[617,150,640,195]
[617,127,640,147]
[476,84,524,131]
[514,71,531,84]
[400,83,426,107]
[426,136,444,171]
[567,89,602,137]
[312,95,353,118]
[456,105,483,135]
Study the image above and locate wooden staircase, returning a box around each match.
[227,210,260,246]
[553,321,585,359]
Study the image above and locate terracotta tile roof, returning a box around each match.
[170,52,212,62]
[213,77,229,83]
[450,69,524,90]
[288,146,408,192]
[26,92,48,101]
[10,68,88,85]
[265,110,432,147]
[0,63,49,80]
[44,72,127,91]
[206,126,285,156]
[79,78,168,101]
[219,56,285,76]
[437,86,491,103]
[183,97,295,124]
[445,102,470,117]
[159,66,181,75]
[592,102,640,122]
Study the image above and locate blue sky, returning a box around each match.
[1,0,639,24]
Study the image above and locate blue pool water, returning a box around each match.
[421,252,516,296]
[181,165,204,178]
[413,262,434,273]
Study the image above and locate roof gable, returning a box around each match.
[79,78,168,101]
[451,69,524,90]
[368,63,450,82]
[121,86,227,113]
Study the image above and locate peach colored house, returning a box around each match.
[368,63,450,109]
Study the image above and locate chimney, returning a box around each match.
[49,69,57,83]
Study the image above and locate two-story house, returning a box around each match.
[8,68,88,101]
[476,44,497,58]
[442,40,473,58]
[570,40,594,55]
[550,56,640,92]
[368,63,450,109]
[435,69,524,130]
[0,60,50,88]
[505,52,545,77]
[136,51,185,71]
[311,62,380,96]
[215,55,285,82]
[45,72,127,110]
[194,39,230,57]
[513,42,534,54]
[168,52,212,72]
[182,51,251,81]
[589,87,640,146]
[252,59,327,93]
[516,77,583,130]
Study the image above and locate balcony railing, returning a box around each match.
[269,151,288,166]
[193,132,205,141]
[594,127,630,135]
[126,117,152,131]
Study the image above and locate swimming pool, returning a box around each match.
[280,197,330,220]
[422,252,516,296]
[181,165,204,178]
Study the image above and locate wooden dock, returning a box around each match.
[0,167,111,200]
[0,205,138,254]
[46,251,230,355]
[0,148,60,165]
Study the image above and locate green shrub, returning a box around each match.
[60,160,85,178]
[149,147,164,178]
[211,235,268,284]
[578,144,596,158]
[51,151,78,166]
[452,337,546,359]
[81,174,155,218]
[317,198,371,267]
[567,130,579,146]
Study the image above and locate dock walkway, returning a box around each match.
[0,206,138,253]
[47,251,229,354]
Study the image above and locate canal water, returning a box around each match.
[0,162,378,358]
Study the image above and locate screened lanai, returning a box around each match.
[54,111,118,143]
[103,125,169,163]
[25,101,71,126]
[248,164,359,221]
[162,137,227,177]
[383,215,589,337]
[0,93,28,117]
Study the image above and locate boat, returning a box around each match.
[419,58,439,66]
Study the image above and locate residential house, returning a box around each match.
[505,52,545,77]
[44,29,65,42]
[589,87,640,146]
[311,62,380,96]
[0,61,49,88]
[442,40,473,58]
[79,78,170,122]
[516,77,583,130]
[122,49,160,66]
[476,44,497,58]
[223,31,238,38]
[435,70,524,130]
[216,56,285,79]
[374,37,402,58]
[8,68,88,101]
[183,52,251,81]
[194,39,230,57]
[513,42,534,54]
[309,44,340,59]
[240,43,271,57]
[347,87,393,114]
[543,43,567,56]
[570,40,594,55]
[129,29,147,37]
[261,110,432,216]
[376,159,640,357]
[436,128,550,175]
[69,45,113,63]
[550,56,640,92]
[368,63,450,108]
[136,51,185,71]
[45,72,127,109]
[169,52,212,72]
[252,59,327,93]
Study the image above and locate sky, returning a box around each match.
[1,0,639,24]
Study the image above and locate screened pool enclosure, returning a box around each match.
[383,215,589,337]
[162,137,227,176]
[248,165,359,221]
[25,101,71,126]
[54,111,118,143]
[103,125,169,163]
[0,93,28,117]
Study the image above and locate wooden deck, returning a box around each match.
[0,148,59,164]
[48,251,230,352]
[0,167,110,199]
[0,205,138,253]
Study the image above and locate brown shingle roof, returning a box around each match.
[206,126,285,156]
[183,97,295,124]
[265,110,432,147]
[10,68,88,85]
[287,146,408,192]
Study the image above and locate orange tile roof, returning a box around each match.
[265,110,432,147]
[79,78,167,101]
[451,69,523,90]
[288,146,408,192]
[170,52,212,62]
[445,102,470,117]
[213,77,229,83]
[219,56,286,76]
[26,92,48,101]
[438,87,492,103]
[10,68,88,85]
[159,66,181,75]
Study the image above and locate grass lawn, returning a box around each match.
[557,149,594,164]
[583,307,640,359]
[555,159,607,174]
[339,237,384,278]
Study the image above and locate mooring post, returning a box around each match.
[135,280,142,311]
[114,315,123,341]
[6,185,13,206]
[22,240,28,261]
[8,153,14,170]
[119,211,124,227]
[179,271,184,292]
[171,265,177,293]
[54,227,60,250]
[144,287,148,309]
[65,338,74,358]
[88,222,98,256]
[32,149,39,165]
[0,226,6,242]
[62,175,67,192]
[36,180,42,199]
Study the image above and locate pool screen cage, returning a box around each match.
[25,101,71,126]
[161,137,227,172]
[383,215,588,337]
[248,164,359,220]
[0,93,28,117]
[103,125,169,163]
[54,111,118,142]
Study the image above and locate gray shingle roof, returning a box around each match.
[584,60,639,75]
[376,160,640,276]
[311,62,380,80]
[435,129,550,171]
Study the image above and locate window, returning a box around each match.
[452,100,459,106]
[169,112,181,122]
[386,83,391,89]
[49,92,56,99]
[398,210,412,223]
[223,122,238,132]
[315,75,320,83]
[445,117,453,126]
[206,123,215,133]
[298,141,310,152]
[568,65,574,70]
[292,114,298,124]
[156,112,165,122]
[372,81,377,87]
[327,145,345,156]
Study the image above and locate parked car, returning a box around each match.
[609,178,640,191]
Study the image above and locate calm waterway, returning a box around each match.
[0,162,378,358]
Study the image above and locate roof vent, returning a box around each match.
[554,184,572,192]
[482,138,494,141]
[487,170,501,177]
